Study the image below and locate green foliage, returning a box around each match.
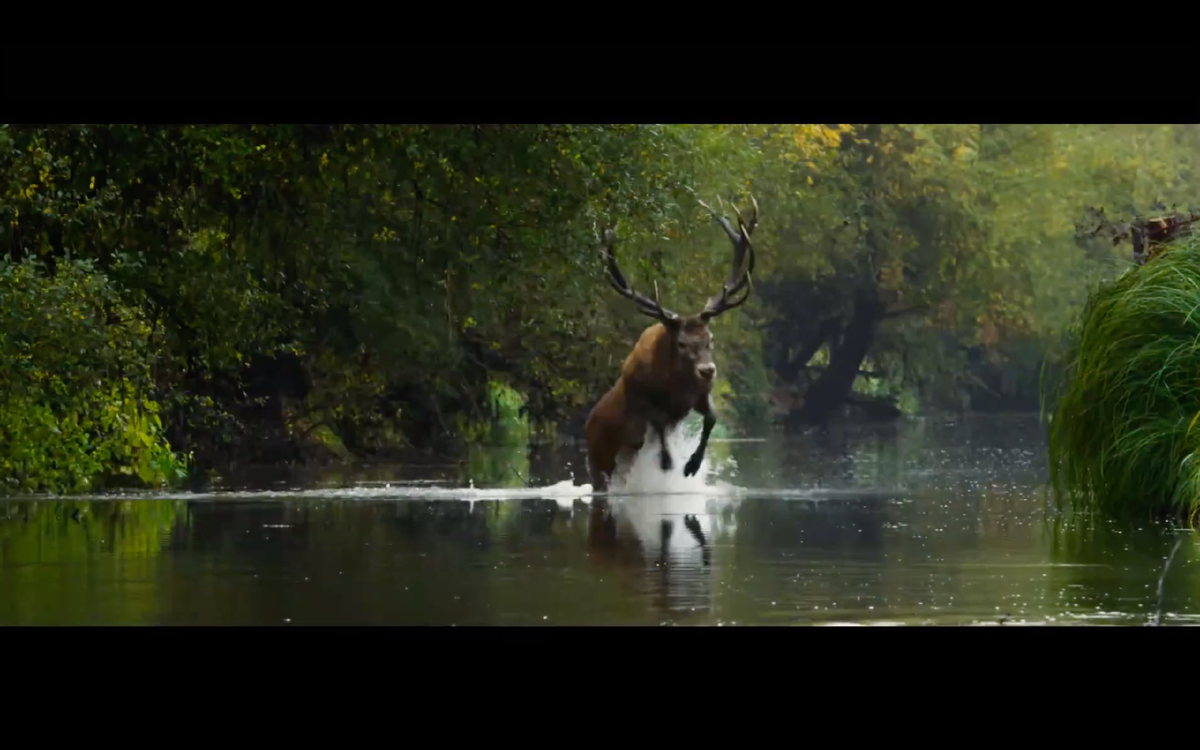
[0,256,188,493]
[453,380,530,447]
[3,122,1198,484]
[721,325,772,427]
[754,124,1200,421]
[1047,231,1200,520]
[462,442,531,488]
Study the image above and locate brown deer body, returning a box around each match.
[585,196,758,493]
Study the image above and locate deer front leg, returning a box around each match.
[648,407,672,472]
[684,395,716,477]
[590,465,609,493]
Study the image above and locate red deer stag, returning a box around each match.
[584,195,758,493]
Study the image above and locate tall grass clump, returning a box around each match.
[1047,232,1200,521]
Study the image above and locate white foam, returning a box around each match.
[13,421,899,515]
[607,420,731,497]
[598,420,740,564]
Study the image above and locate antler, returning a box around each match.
[698,194,758,320]
[596,227,680,324]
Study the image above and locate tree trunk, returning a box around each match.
[793,294,886,426]
[773,318,837,386]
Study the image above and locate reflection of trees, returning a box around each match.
[461,443,532,488]
[0,500,185,624]
[722,480,1077,624]
[744,420,930,491]
[728,497,896,621]
[3,496,652,624]
[1044,515,1199,624]
[11,413,1177,625]
[526,441,588,487]
[761,416,1049,494]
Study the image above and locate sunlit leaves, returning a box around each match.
[0,257,188,493]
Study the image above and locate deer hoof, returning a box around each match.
[684,454,701,477]
[660,450,673,472]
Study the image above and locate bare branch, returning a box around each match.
[883,304,931,320]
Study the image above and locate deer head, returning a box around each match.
[596,195,758,383]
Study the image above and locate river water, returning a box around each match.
[1,415,1196,625]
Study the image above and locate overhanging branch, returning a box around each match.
[883,304,930,320]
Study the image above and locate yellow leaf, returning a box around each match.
[89,176,95,190]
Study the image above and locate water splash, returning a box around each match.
[600,422,738,563]
[607,421,731,497]
[9,421,899,512]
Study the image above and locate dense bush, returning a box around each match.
[1047,231,1200,520]
[0,256,187,493]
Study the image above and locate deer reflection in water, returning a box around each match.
[586,490,720,620]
